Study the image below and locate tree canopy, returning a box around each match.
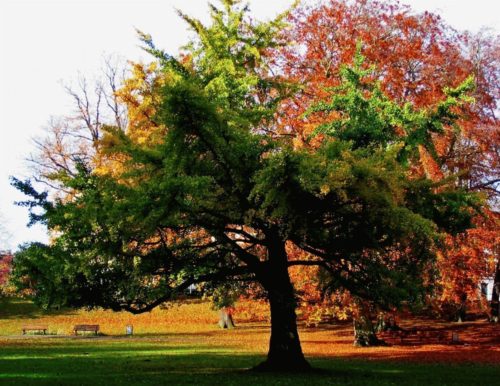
[12,0,488,371]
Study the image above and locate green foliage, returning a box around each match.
[12,1,478,319]
[208,282,240,309]
[307,46,475,165]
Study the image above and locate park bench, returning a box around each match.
[22,325,48,335]
[416,329,449,343]
[385,329,451,345]
[392,329,416,344]
[73,324,99,335]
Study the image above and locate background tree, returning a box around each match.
[0,212,13,297]
[0,252,13,298]
[276,0,499,324]
[13,0,480,371]
[491,255,500,322]
[29,56,128,192]
[436,212,499,321]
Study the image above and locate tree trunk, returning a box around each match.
[353,316,387,347]
[253,234,311,372]
[456,293,467,323]
[375,313,400,333]
[218,307,235,329]
[491,260,500,323]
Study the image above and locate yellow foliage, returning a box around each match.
[94,62,169,178]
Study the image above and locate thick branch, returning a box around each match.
[287,260,323,267]
[118,266,252,314]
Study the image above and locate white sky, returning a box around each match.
[0,0,499,251]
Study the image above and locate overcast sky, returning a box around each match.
[0,0,499,251]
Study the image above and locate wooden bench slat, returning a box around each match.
[73,324,99,335]
[22,326,48,335]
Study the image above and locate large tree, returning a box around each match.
[13,0,479,371]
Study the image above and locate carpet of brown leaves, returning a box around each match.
[203,318,500,364]
[1,299,498,364]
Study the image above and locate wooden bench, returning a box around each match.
[22,325,48,335]
[385,328,425,344]
[385,329,412,343]
[385,329,450,345]
[73,324,99,335]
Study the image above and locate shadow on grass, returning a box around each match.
[0,340,498,386]
[131,331,219,338]
[0,297,76,319]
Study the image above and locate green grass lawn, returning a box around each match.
[0,338,499,386]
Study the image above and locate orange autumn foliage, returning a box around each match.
[269,0,499,319]
[0,253,13,295]
[276,0,470,142]
[436,212,500,315]
[277,0,498,194]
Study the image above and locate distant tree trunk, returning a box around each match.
[353,316,386,347]
[491,260,500,323]
[218,307,235,329]
[254,234,310,372]
[375,313,400,332]
[456,293,468,323]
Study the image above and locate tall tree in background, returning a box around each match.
[13,0,482,371]
[276,0,499,322]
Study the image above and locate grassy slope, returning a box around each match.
[0,298,499,385]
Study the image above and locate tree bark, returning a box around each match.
[491,260,500,323]
[353,316,387,347]
[253,235,311,372]
[456,293,468,323]
[218,307,235,329]
[374,313,400,333]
